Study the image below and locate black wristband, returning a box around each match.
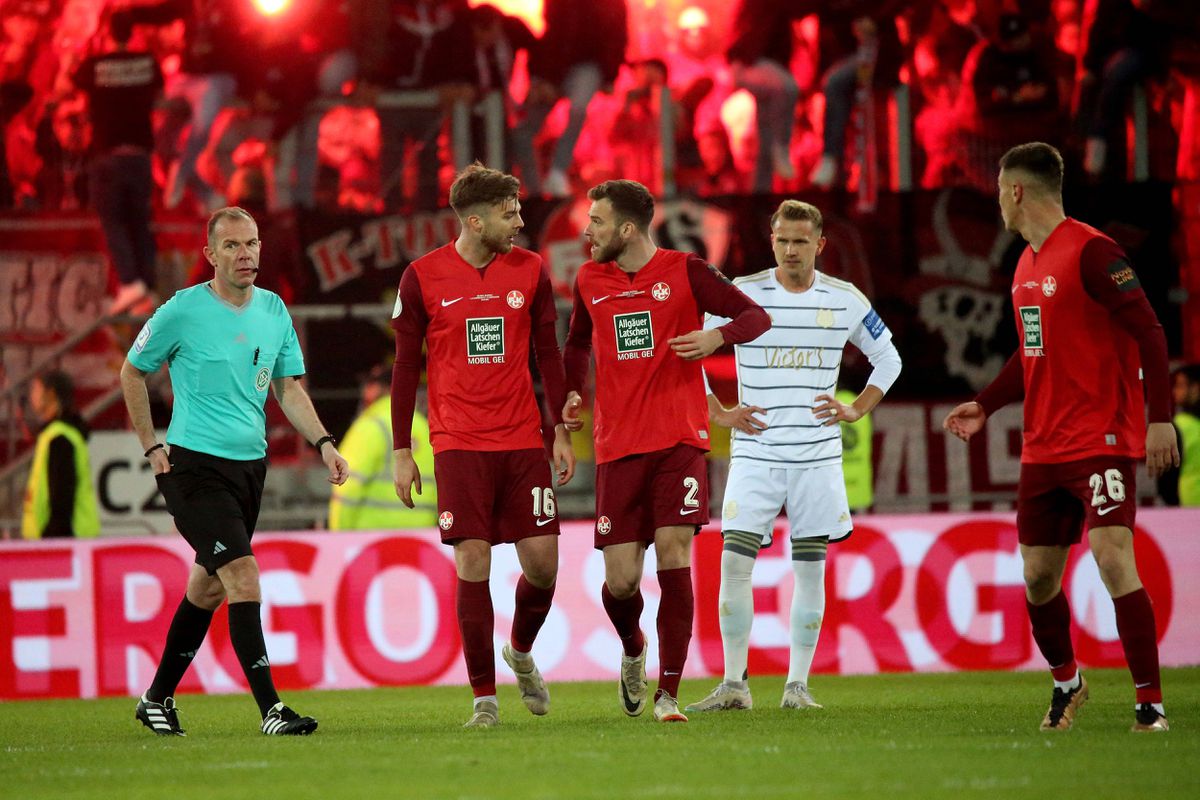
[144,443,164,458]
[313,434,336,451]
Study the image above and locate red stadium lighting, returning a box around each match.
[253,0,290,16]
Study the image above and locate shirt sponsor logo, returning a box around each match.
[1019,305,1044,356]
[614,311,654,360]
[466,317,505,364]
[765,346,825,369]
[651,282,671,301]
[862,309,887,339]
[255,367,271,392]
[1041,276,1057,297]
[133,321,152,353]
[439,511,454,530]
[507,290,524,309]
[1108,259,1141,292]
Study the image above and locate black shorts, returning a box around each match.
[155,444,267,575]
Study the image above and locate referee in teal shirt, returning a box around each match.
[121,207,349,737]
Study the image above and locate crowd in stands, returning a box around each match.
[2,0,1199,217]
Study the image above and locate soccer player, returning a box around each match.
[120,206,349,736]
[391,164,575,728]
[686,200,901,713]
[944,142,1178,733]
[562,180,770,723]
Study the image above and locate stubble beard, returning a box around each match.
[592,238,623,264]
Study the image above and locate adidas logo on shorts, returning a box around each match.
[213,541,227,555]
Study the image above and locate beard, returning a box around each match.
[591,238,625,264]
[481,229,514,255]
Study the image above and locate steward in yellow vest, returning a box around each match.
[837,388,873,511]
[1175,410,1200,506]
[21,371,100,538]
[329,396,438,529]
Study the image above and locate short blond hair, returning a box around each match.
[770,200,822,231]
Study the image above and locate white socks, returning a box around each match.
[719,548,756,684]
[787,558,826,685]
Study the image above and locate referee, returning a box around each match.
[120,206,348,736]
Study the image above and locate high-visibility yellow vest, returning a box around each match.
[1176,411,1200,507]
[22,419,100,539]
[328,397,438,530]
[837,389,873,511]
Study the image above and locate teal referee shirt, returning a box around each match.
[127,283,305,460]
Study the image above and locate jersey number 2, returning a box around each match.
[1088,469,1126,507]
[683,477,700,508]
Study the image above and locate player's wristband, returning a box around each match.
[313,434,336,452]
[144,443,164,458]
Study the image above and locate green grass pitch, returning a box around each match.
[3,668,1197,799]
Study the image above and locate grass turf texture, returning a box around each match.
[2,668,1197,800]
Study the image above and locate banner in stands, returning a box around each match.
[2,511,1196,700]
[0,216,200,437]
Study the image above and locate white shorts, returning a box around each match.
[720,459,853,545]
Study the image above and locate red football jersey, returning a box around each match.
[567,249,768,463]
[392,243,549,453]
[1011,218,1146,463]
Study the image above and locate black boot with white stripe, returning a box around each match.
[261,702,318,736]
[135,694,186,736]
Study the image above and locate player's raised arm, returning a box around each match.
[669,255,769,360]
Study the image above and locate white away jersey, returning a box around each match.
[705,269,894,468]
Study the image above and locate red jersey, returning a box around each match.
[565,249,769,463]
[1011,218,1151,463]
[390,243,565,454]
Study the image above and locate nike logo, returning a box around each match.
[591,295,610,304]
[441,297,463,306]
[664,671,680,676]
[1097,505,1120,516]
[1135,682,1152,688]
[679,508,699,516]
[620,683,641,714]
[536,517,556,527]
